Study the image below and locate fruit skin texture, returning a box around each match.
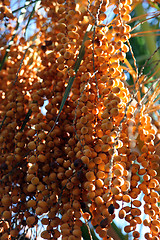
[0,0,159,240]
[108,204,115,214]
